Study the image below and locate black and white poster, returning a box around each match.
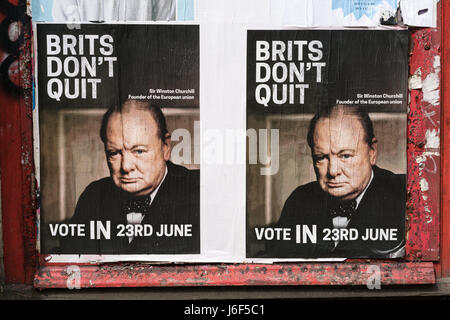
[36,23,200,256]
[246,30,408,259]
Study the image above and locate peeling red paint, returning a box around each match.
[0,0,36,284]
[406,20,441,261]
[33,262,435,289]
[440,0,450,278]
[19,12,37,284]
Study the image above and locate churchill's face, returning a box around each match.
[312,113,377,200]
[104,107,170,196]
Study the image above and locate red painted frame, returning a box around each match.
[34,262,435,289]
[406,10,442,261]
[440,0,450,279]
[1,1,448,287]
[0,0,36,284]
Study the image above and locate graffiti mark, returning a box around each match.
[425,128,440,148]
[416,152,438,175]
[421,102,439,128]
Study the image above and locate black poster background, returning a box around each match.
[37,24,199,109]
[247,30,408,114]
[36,24,200,255]
[246,30,409,259]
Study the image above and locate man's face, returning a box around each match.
[312,114,377,200]
[104,108,170,196]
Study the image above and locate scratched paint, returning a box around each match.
[433,55,440,69]
[33,262,436,288]
[441,0,450,278]
[420,178,429,192]
[409,68,422,90]
[425,128,440,148]
[0,0,37,284]
[406,21,441,261]
[422,72,440,106]
[418,32,441,108]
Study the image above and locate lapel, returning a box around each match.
[310,192,336,255]
[96,180,130,252]
[140,164,174,226]
[331,167,382,256]
[118,162,199,253]
[348,167,383,229]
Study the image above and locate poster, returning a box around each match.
[246,30,408,259]
[36,23,200,256]
[33,3,413,263]
[281,0,437,28]
[31,0,189,22]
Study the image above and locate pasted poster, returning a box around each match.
[281,0,437,28]
[36,23,200,256]
[246,30,408,259]
[31,0,183,22]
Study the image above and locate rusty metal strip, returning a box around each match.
[33,262,435,289]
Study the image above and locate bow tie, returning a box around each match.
[329,199,357,219]
[122,195,152,244]
[122,194,152,215]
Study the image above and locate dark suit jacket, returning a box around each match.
[261,166,405,258]
[58,161,200,254]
